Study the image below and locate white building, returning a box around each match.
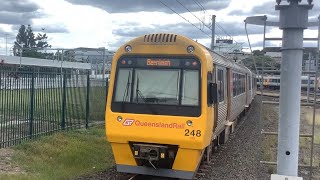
[65,47,115,79]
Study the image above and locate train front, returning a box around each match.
[105,33,215,179]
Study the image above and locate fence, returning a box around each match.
[0,65,107,148]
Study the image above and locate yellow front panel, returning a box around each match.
[173,148,203,171]
[106,112,207,149]
[111,143,137,165]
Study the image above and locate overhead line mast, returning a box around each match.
[275,0,314,179]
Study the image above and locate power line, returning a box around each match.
[192,0,236,42]
[159,0,212,38]
[176,0,209,30]
[215,22,233,40]
[160,0,240,48]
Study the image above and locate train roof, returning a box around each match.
[121,33,254,76]
[204,46,253,75]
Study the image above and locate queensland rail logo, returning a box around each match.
[122,119,184,129]
[122,119,135,126]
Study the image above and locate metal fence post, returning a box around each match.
[29,68,35,139]
[61,70,66,129]
[85,70,90,129]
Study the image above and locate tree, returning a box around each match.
[252,50,265,56]
[13,25,52,58]
[242,54,281,71]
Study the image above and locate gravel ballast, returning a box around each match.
[200,96,263,180]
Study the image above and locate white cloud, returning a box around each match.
[31,0,113,49]
[0,0,319,54]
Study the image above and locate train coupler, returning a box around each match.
[132,143,170,161]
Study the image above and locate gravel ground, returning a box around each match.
[200,96,263,180]
[0,148,25,174]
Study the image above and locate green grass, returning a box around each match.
[89,86,106,121]
[7,127,113,180]
[0,174,35,180]
[0,86,106,124]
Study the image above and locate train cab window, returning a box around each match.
[111,57,201,117]
[133,69,180,105]
[249,76,252,90]
[114,68,133,102]
[218,69,224,102]
[182,70,199,106]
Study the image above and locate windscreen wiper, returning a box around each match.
[136,76,147,103]
[122,71,131,102]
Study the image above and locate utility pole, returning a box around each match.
[276,0,313,177]
[102,48,106,80]
[211,15,216,50]
[5,34,8,56]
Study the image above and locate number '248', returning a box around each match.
[185,129,201,137]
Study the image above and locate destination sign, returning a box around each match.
[118,57,200,69]
[146,59,171,66]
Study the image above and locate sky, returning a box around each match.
[0,0,319,54]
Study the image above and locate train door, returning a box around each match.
[212,66,218,133]
[226,68,231,122]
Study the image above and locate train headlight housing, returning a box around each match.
[117,116,123,122]
[125,45,132,52]
[187,120,193,126]
[187,45,195,53]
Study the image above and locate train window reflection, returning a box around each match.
[114,68,133,102]
[133,69,180,105]
[182,70,199,106]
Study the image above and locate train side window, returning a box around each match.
[207,72,213,82]
[242,75,245,93]
[237,74,240,95]
[218,69,224,102]
[233,73,236,97]
[249,76,252,90]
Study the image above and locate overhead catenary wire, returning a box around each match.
[175,0,211,30]
[161,0,240,50]
[192,0,235,41]
[160,0,212,38]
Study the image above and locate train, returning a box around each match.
[259,75,319,90]
[105,33,256,179]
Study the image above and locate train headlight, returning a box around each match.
[125,45,132,52]
[117,116,123,122]
[187,45,195,53]
[187,120,193,126]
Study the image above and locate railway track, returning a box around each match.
[127,174,178,180]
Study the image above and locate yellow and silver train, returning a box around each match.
[105,33,256,179]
